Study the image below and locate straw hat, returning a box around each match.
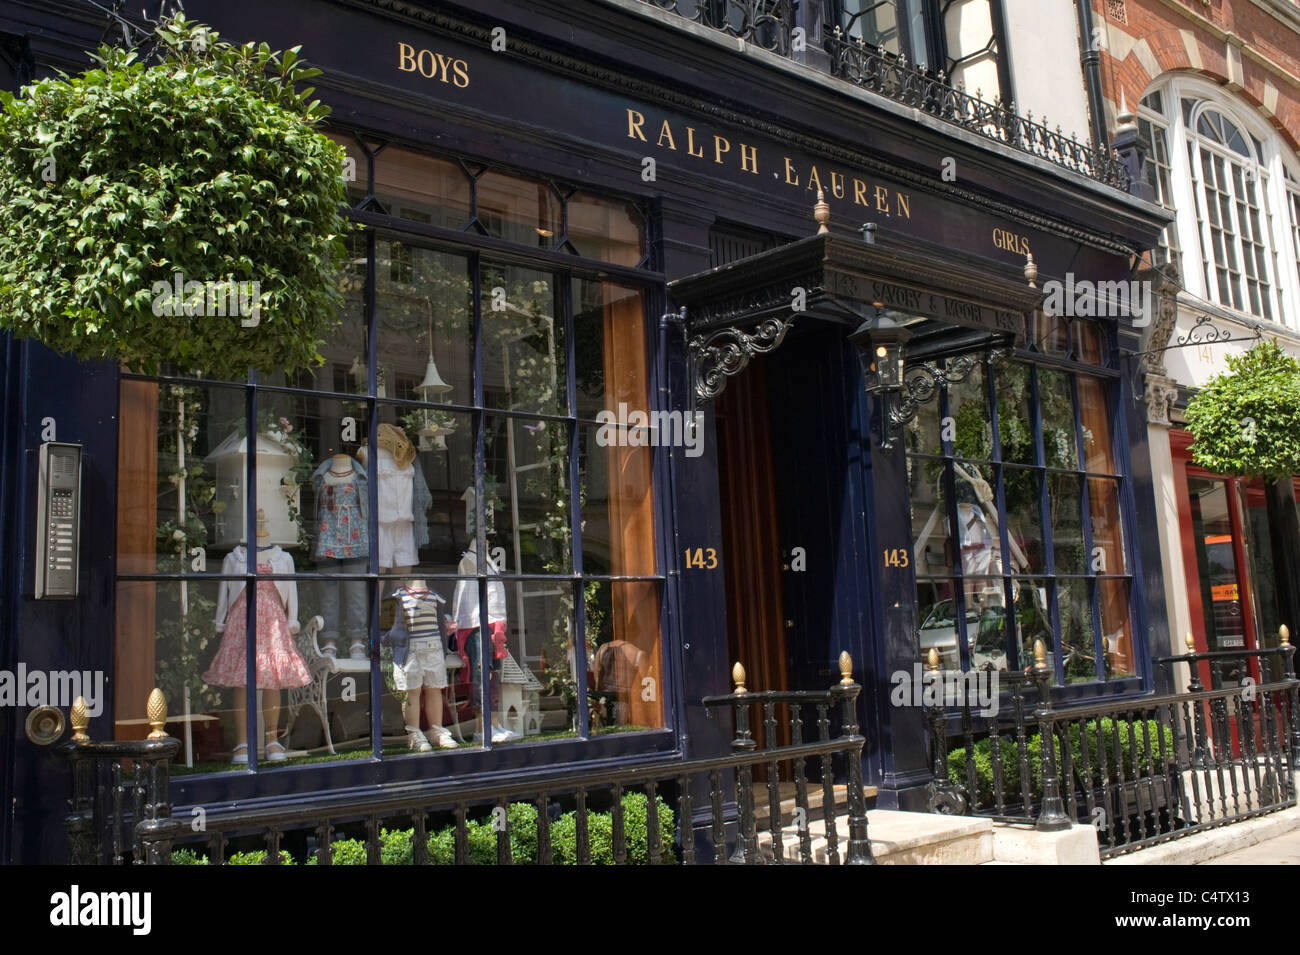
[376,423,416,469]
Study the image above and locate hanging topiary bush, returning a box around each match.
[1184,339,1300,481]
[0,13,350,379]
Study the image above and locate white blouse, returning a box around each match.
[451,550,506,630]
[214,545,301,634]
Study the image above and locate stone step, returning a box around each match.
[758,809,994,864]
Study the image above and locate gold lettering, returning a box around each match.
[739,142,759,173]
[417,48,437,78]
[1021,236,1030,254]
[452,59,469,87]
[686,127,705,158]
[853,178,868,205]
[875,185,890,212]
[895,193,910,219]
[398,42,417,72]
[627,109,647,142]
[656,120,677,150]
[713,135,731,165]
[830,171,845,199]
[435,52,456,83]
[807,165,823,193]
[784,156,799,186]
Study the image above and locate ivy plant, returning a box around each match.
[1184,340,1300,481]
[0,14,350,379]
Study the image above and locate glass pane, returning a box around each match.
[481,263,565,418]
[1011,578,1053,675]
[276,229,367,395]
[1037,368,1078,469]
[1002,465,1045,574]
[1087,477,1127,575]
[485,413,574,575]
[1076,376,1116,474]
[322,130,369,207]
[993,362,1035,465]
[476,170,562,247]
[483,580,577,743]
[586,580,664,732]
[1046,473,1085,574]
[1099,579,1136,679]
[917,579,965,671]
[579,423,656,576]
[1187,477,1248,653]
[573,281,649,421]
[952,463,1002,576]
[1030,311,1070,357]
[1075,320,1104,365]
[373,145,471,228]
[910,457,953,576]
[947,361,992,461]
[375,244,472,405]
[1058,577,1097,684]
[566,192,644,266]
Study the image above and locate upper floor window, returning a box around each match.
[1138,79,1300,328]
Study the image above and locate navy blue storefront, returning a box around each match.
[0,0,1171,862]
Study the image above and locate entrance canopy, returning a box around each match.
[668,229,1045,403]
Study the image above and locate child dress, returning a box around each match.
[203,561,312,689]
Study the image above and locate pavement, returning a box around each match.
[1200,826,1300,864]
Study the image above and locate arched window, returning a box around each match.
[1137,79,1300,327]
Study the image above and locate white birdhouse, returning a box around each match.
[205,430,303,548]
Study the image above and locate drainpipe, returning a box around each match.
[1075,0,1109,156]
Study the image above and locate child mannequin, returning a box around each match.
[384,579,457,751]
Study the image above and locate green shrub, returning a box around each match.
[1066,718,1175,781]
[226,849,295,865]
[171,848,210,865]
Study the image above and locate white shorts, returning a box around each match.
[393,640,448,691]
[378,521,418,569]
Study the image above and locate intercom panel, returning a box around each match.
[35,442,82,599]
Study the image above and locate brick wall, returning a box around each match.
[1094,0,1300,151]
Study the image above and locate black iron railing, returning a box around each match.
[629,1,1131,190]
[50,657,871,865]
[924,636,1299,859]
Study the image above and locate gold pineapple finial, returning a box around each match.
[1033,638,1047,671]
[1281,624,1291,646]
[1024,252,1038,288]
[925,647,941,671]
[70,696,89,742]
[838,650,854,685]
[732,661,748,694]
[814,188,830,235]
[146,687,169,739]
[1185,631,1196,652]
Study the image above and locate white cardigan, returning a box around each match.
[214,545,301,634]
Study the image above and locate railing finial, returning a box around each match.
[732,661,747,694]
[1281,624,1291,646]
[814,188,830,235]
[147,687,169,739]
[70,696,89,742]
[925,647,940,672]
[1185,631,1196,651]
[1033,638,1048,672]
[838,650,854,685]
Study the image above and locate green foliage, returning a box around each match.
[226,849,295,865]
[0,13,350,378]
[170,848,210,864]
[1185,340,1300,481]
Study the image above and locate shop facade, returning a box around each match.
[0,0,1171,862]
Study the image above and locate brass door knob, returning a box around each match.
[25,706,66,746]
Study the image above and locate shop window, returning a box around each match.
[906,353,1134,685]
[566,192,646,267]
[113,175,662,773]
[475,170,562,248]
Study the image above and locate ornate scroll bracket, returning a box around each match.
[877,354,981,453]
[687,314,795,404]
[1125,312,1261,409]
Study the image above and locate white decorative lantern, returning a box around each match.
[205,431,302,548]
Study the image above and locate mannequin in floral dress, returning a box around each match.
[204,511,311,763]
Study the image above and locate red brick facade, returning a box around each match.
[1094,0,1300,152]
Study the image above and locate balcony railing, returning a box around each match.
[632,0,1132,191]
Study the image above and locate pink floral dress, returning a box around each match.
[203,563,311,689]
